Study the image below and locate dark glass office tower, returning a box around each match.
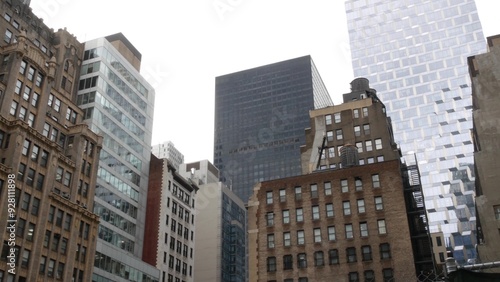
[214,55,333,201]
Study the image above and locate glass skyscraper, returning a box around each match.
[77,34,159,281]
[214,55,333,202]
[345,0,486,263]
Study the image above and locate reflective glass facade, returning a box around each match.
[78,35,157,280]
[214,56,333,202]
[345,0,485,263]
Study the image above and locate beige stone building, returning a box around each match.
[248,79,434,281]
[469,34,500,269]
[0,0,102,281]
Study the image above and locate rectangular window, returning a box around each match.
[334,113,341,123]
[383,269,394,281]
[324,181,332,195]
[372,174,380,188]
[378,219,387,234]
[27,113,35,127]
[10,101,17,116]
[361,245,372,261]
[353,109,360,118]
[4,29,13,43]
[360,222,368,237]
[341,179,348,193]
[328,147,335,158]
[283,232,291,246]
[314,228,321,243]
[296,208,303,222]
[22,139,30,156]
[356,141,363,153]
[39,256,46,273]
[377,155,385,162]
[20,60,27,74]
[357,199,365,213]
[310,184,318,198]
[315,251,324,266]
[312,205,320,220]
[36,73,44,87]
[349,272,359,282]
[23,85,31,100]
[336,129,343,140]
[326,130,334,142]
[298,253,307,268]
[329,249,339,264]
[267,257,276,272]
[326,203,334,217]
[297,230,305,245]
[282,210,290,224]
[355,178,363,191]
[328,226,336,241]
[266,212,274,226]
[347,247,357,263]
[354,125,361,136]
[494,205,500,220]
[279,189,286,202]
[375,196,384,210]
[15,80,22,94]
[267,234,275,248]
[295,186,302,200]
[345,224,353,239]
[375,138,382,150]
[31,197,40,215]
[56,166,63,182]
[343,201,351,216]
[21,193,30,210]
[283,255,293,270]
[18,163,26,181]
[325,114,332,125]
[363,124,370,135]
[266,191,273,204]
[362,107,368,117]
[365,140,373,151]
[21,249,30,268]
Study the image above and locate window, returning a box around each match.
[23,85,31,100]
[10,101,18,116]
[328,147,335,158]
[494,205,500,220]
[267,257,276,272]
[354,125,361,136]
[347,247,357,263]
[324,182,332,195]
[39,256,46,273]
[48,206,55,223]
[365,270,375,282]
[336,129,343,140]
[17,218,26,237]
[343,201,351,216]
[436,236,442,247]
[31,197,40,215]
[365,140,373,151]
[295,186,302,200]
[26,222,35,241]
[296,208,303,222]
[349,272,359,282]
[63,171,72,187]
[325,114,332,125]
[328,226,336,241]
[55,210,63,227]
[36,73,44,87]
[383,268,394,282]
[22,139,30,156]
[327,131,334,142]
[298,253,307,268]
[27,112,35,127]
[282,210,290,224]
[375,138,382,150]
[377,155,385,162]
[353,109,360,118]
[266,191,273,204]
[48,94,54,106]
[51,233,60,251]
[267,234,275,248]
[20,60,27,74]
[15,80,22,94]
[378,219,387,234]
[380,243,391,259]
[314,228,322,243]
[363,124,370,135]
[18,163,26,181]
[326,203,334,217]
[315,251,324,266]
[345,224,353,239]
[21,249,30,268]
[283,232,291,247]
[56,166,63,182]
[372,174,380,188]
[310,184,318,198]
[266,212,274,226]
[334,112,341,123]
[362,107,368,117]
[362,245,372,261]
[360,222,368,237]
[357,199,365,213]
[341,179,348,193]
[283,255,293,270]
[312,205,320,220]
[297,230,305,245]
[4,29,13,43]
[329,249,339,264]
[279,189,286,202]
[40,150,49,167]
[54,98,61,112]
[355,178,363,191]
[63,214,72,230]
[21,193,30,210]
[356,141,363,153]
[60,237,67,254]
[42,123,50,137]
[375,196,384,210]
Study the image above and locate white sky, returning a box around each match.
[30,0,499,163]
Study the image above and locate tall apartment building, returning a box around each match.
[152,141,184,170]
[144,154,198,282]
[76,33,159,281]
[345,0,486,263]
[468,34,500,266]
[248,79,434,281]
[178,160,247,282]
[214,55,333,202]
[0,1,102,281]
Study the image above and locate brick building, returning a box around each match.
[248,78,433,281]
[0,0,102,281]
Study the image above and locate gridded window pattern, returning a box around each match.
[341,179,348,193]
[329,249,339,265]
[357,199,365,213]
[295,186,302,200]
[283,255,293,270]
[312,206,320,220]
[378,219,387,234]
[266,191,273,204]
[324,181,332,195]
[267,234,275,248]
[314,251,324,266]
[296,208,304,222]
[267,257,276,272]
[283,232,291,247]
[345,224,353,239]
[282,210,290,224]
[328,226,336,241]
[313,228,321,243]
[279,189,286,202]
[266,212,274,226]
[310,184,318,198]
[375,196,384,210]
[380,243,391,259]
[360,222,368,237]
[343,201,351,216]
[346,247,357,263]
[355,178,363,191]
[326,203,334,217]
[297,253,307,268]
[372,174,380,188]
[297,230,305,245]
[361,245,372,261]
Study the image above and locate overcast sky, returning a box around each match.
[30,0,499,163]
